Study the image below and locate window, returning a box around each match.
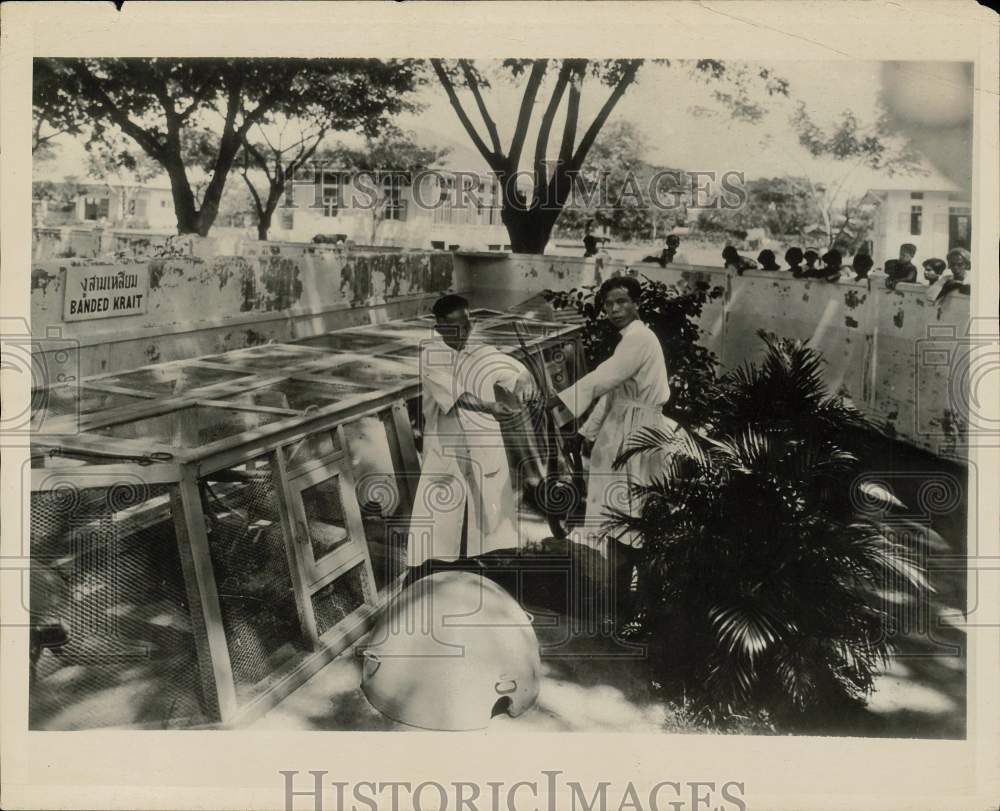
[322,184,340,218]
[383,185,407,221]
[910,192,924,200]
[910,205,923,236]
[161,200,168,208]
[83,197,110,221]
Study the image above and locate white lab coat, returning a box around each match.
[408,336,529,566]
[557,319,674,549]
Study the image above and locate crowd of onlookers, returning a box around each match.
[717,240,971,291]
[714,239,971,300]
[585,227,973,302]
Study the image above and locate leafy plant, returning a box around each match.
[606,334,928,720]
[544,273,724,427]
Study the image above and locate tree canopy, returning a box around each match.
[35,58,423,235]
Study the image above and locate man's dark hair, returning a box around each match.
[595,275,642,311]
[803,249,819,264]
[666,234,681,248]
[852,253,874,274]
[722,245,740,263]
[822,249,843,267]
[900,243,917,256]
[923,257,947,273]
[432,294,469,320]
[785,247,804,266]
[757,249,779,269]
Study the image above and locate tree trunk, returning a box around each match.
[502,203,560,254]
[162,157,201,235]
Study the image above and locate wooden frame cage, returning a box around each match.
[28,309,583,730]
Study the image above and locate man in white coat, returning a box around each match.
[549,275,674,609]
[407,295,537,578]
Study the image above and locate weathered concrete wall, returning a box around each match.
[30,244,974,459]
[868,281,974,457]
[31,249,457,377]
[724,271,875,406]
[454,253,972,459]
[31,226,255,261]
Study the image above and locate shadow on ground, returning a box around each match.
[252,441,968,737]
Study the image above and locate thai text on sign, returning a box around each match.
[63,266,150,321]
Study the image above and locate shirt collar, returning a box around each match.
[620,318,643,337]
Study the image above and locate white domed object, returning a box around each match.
[360,571,541,730]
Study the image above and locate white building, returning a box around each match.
[271,168,511,251]
[864,169,971,268]
[74,179,176,230]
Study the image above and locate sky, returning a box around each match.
[35,60,974,203]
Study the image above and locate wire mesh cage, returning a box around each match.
[28,311,583,729]
[89,362,254,396]
[29,479,210,730]
[31,385,152,433]
[199,454,308,704]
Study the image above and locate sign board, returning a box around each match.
[63,266,150,322]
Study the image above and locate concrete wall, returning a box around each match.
[31,226,257,262]
[454,252,973,460]
[29,243,974,459]
[31,248,457,378]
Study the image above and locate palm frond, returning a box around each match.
[612,423,709,471]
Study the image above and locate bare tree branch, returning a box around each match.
[507,59,548,171]
[533,62,572,189]
[431,59,499,168]
[571,60,640,169]
[459,60,503,157]
[559,61,585,164]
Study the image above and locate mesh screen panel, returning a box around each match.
[223,379,375,412]
[295,332,399,353]
[379,345,421,360]
[93,365,251,396]
[314,358,418,389]
[300,475,350,564]
[31,386,149,429]
[311,563,370,637]
[283,429,341,471]
[92,406,288,447]
[201,345,331,373]
[29,483,209,730]
[199,456,306,702]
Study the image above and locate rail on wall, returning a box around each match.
[454,252,976,460]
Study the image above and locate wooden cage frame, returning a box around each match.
[29,310,584,728]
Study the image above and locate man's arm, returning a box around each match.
[454,391,517,419]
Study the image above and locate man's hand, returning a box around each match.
[545,394,565,411]
[489,401,519,420]
[513,371,538,405]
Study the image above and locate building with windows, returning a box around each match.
[72,179,177,230]
[272,167,511,251]
[864,169,971,268]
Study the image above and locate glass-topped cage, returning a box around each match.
[28,311,583,730]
